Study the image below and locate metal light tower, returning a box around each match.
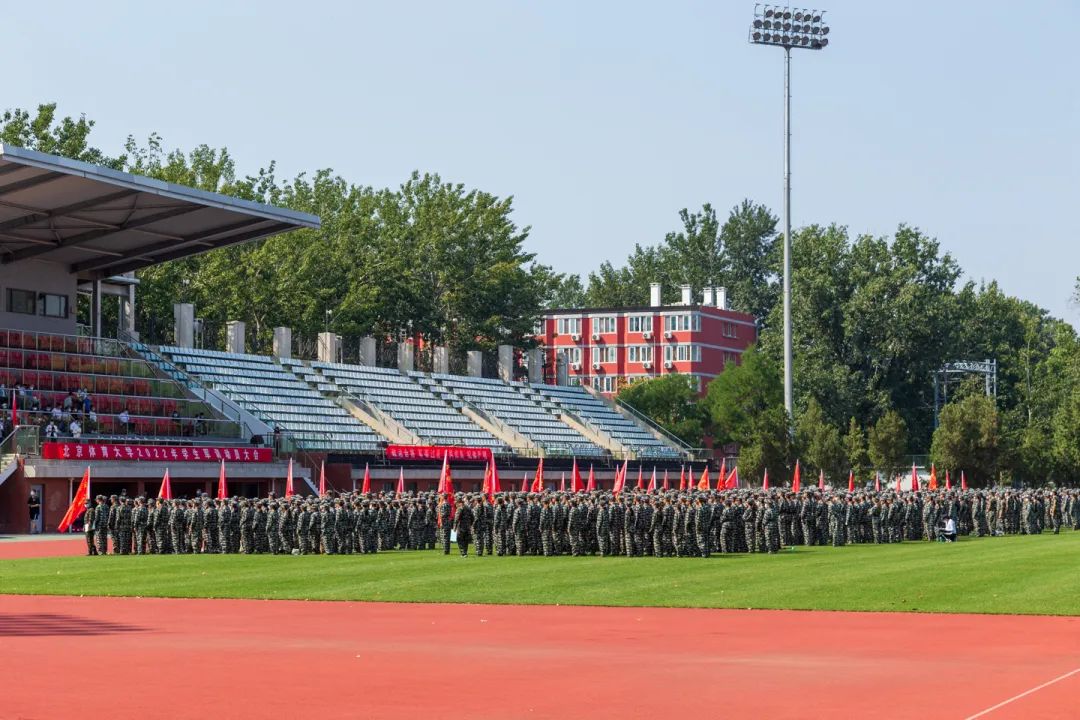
[749,5,830,418]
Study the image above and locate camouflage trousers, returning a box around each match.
[456,530,472,556]
[475,527,490,556]
[133,525,148,555]
[440,528,451,555]
[801,520,816,546]
[597,529,611,556]
[720,524,737,554]
[695,532,710,558]
[494,528,508,556]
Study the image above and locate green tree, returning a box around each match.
[867,410,908,478]
[704,346,791,480]
[795,398,844,481]
[842,417,869,479]
[616,374,705,446]
[931,394,1000,486]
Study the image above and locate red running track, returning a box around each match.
[2,594,1078,720]
[0,537,86,559]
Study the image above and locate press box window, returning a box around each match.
[42,293,69,318]
[7,289,36,315]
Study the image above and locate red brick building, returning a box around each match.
[536,283,757,395]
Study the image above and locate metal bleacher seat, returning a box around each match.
[158,347,385,452]
[528,383,684,459]
[310,362,505,451]
[432,374,602,458]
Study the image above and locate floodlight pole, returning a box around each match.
[782,45,793,418]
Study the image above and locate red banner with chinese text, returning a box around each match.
[385,445,493,462]
[41,442,273,463]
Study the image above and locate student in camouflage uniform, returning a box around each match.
[83,499,98,555]
[132,497,149,555]
[452,493,474,556]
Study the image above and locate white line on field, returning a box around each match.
[963,667,1080,720]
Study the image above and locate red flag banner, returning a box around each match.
[42,442,272,463]
[217,459,228,499]
[58,467,90,533]
[385,445,492,462]
[586,464,596,492]
[284,459,295,498]
[361,463,371,494]
[158,469,173,500]
[792,460,801,493]
[318,461,327,497]
[762,468,769,490]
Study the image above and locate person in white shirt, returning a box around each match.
[939,516,957,543]
[118,408,131,434]
[44,421,59,440]
[69,419,82,440]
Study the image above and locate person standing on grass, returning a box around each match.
[83,498,98,555]
[453,492,474,557]
[94,495,110,555]
[27,489,41,534]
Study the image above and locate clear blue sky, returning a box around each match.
[9,0,1078,322]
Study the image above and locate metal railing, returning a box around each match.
[2,425,40,457]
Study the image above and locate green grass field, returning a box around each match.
[2,533,1078,615]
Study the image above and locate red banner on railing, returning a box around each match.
[385,445,493,462]
[41,442,273,463]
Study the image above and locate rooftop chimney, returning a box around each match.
[702,287,715,306]
[680,284,692,305]
[649,282,662,307]
[715,286,728,310]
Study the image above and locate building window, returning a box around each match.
[42,293,69,319]
[723,321,738,338]
[557,317,582,335]
[564,347,582,365]
[627,315,652,333]
[591,316,616,334]
[627,345,652,363]
[7,289,37,315]
[569,376,581,387]
[603,376,615,392]
[534,319,545,335]
[597,347,616,363]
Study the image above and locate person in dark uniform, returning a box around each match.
[28,489,41,534]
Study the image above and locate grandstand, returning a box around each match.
[157,348,385,453]
[310,362,505,451]
[529,383,685,459]
[431,373,603,457]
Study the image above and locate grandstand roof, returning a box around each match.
[0,144,319,279]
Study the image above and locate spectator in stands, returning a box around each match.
[81,391,91,416]
[171,409,182,435]
[44,419,59,440]
[119,407,131,434]
[77,387,88,404]
[86,407,98,434]
[51,405,63,422]
[273,425,282,452]
[69,418,82,441]
[62,391,75,414]
[194,412,208,436]
[29,386,41,411]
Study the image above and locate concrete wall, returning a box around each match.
[0,260,79,335]
[272,327,292,358]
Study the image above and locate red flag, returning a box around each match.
[531,457,544,492]
[482,460,493,496]
[697,465,710,491]
[586,464,596,492]
[613,459,627,496]
[818,468,825,490]
[521,475,528,493]
[662,469,670,491]
[725,466,739,490]
[762,468,769,490]
[960,471,968,491]
[217,459,229,499]
[571,458,583,492]
[895,473,902,493]
[319,460,327,497]
[284,458,295,498]
[635,466,645,490]
[437,453,449,494]
[678,466,686,491]
[397,467,406,496]
[716,458,727,491]
[929,464,938,490]
[910,464,919,492]
[361,463,371,494]
[158,468,173,500]
[847,469,855,493]
[559,473,566,492]
[874,472,881,492]
[58,467,90,533]
[792,460,801,492]
[647,467,657,492]
[945,469,952,490]
[490,455,501,495]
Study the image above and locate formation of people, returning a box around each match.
[78,487,1080,557]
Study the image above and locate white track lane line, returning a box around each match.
[963,667,1080,720]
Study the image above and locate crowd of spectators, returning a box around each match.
[1,383,212,441]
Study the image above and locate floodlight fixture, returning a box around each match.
[748,5,832,419]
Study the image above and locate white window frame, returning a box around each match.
[628,315,653,333]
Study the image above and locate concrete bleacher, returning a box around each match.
[310,362,505,451]
[432,374,602,457]
[159,348,385,452]
[527,383,684,459]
